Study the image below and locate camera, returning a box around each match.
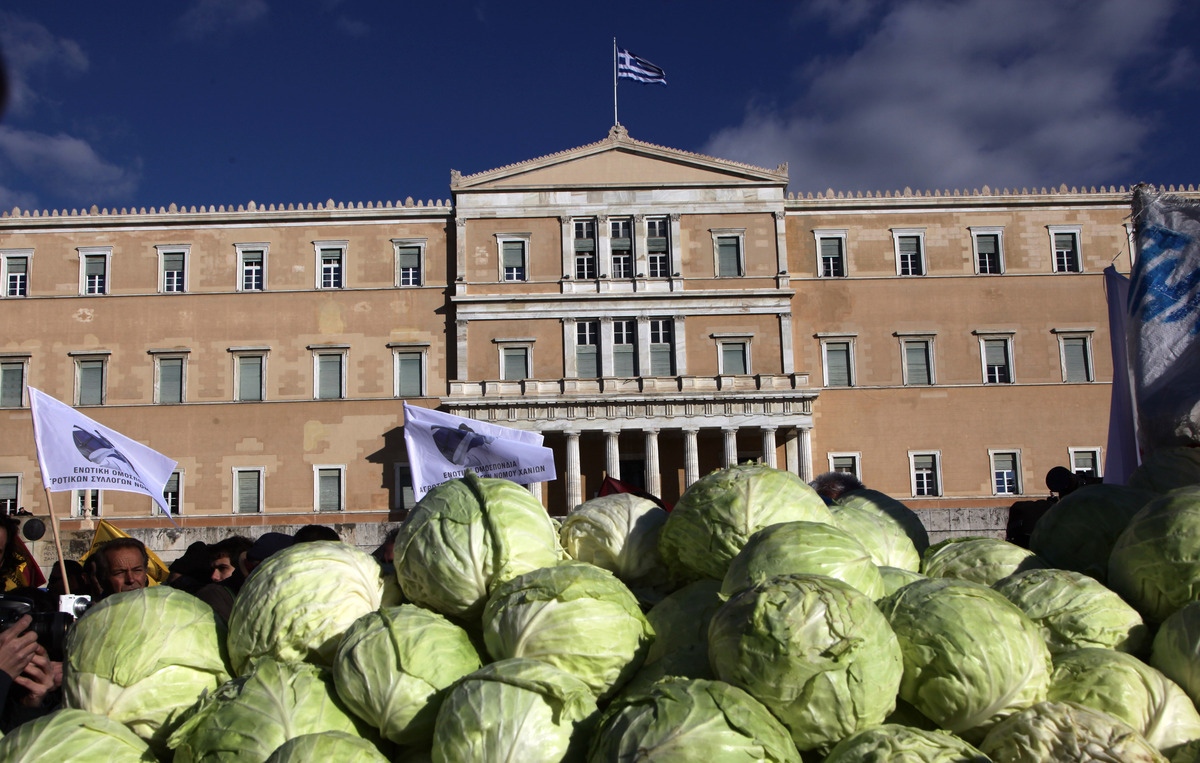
[0,594,84,661]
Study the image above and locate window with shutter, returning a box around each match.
[85,255,107,294]
[716,236,742,277]
[721,342,748,375]
[240,250,264,291]
[976,234,1001,274]
[649,319,674,376]
[575,219,596,279]
[1054,232,1080,272]
[1063,337,1092,382]
[904,341,932,385]
[820,237,846,277]
[158,357,184,403]
[162,252,185,292]
[237,355,263,401]
[78,359,105,405]
[396,351,422,396]
[825,341,851,387]
[984,339,1012,383]
[576,322,599,378]
[235,470,261,513]
[0,362,23,407]
[647,218,669,278]
[992,452,1019,494]
[162,472,180,515]
[898,236,924,275]
[912,454,939,496]
[613,320,637,377]
[502,241,526,281]
[318,468,342,512]
[502,347,528,380]
[317,353,343,399]
[6,256,27,296]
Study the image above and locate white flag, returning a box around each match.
[403,403,556,499]
[1103,266,1139,483]
[29,387,178,515]
[1129,187,1200,451]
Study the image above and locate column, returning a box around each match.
[722,427,738,467]
[644,428,661,497]
[773,210,789,277]
[605,430,620,478]
[562,318,577,378]
[796,427,813,482]
[527,481,543,502]
[633,214,647,278]
[683,428,700,487]
[566,430,582,511]
[455,319,469,382]
[599,316,614,378]
[761,425,778,468]
[783,427,800,476]
[596,215,610,278]
[779,312,795,375]
[559,216,573,280]
[454,219,467,292]
[674,314,687,376]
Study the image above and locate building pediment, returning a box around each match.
[451,125,788,193]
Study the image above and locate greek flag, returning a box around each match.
[1129,186,1200,451]
[403,403,556,498]
[617,49,667,85]
[28,387,178,515]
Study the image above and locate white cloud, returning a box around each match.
[0,127,140,206]
[176,0,269,42]
[0,12,89,120]
[706,0,1182,192]
[335,16,370,37]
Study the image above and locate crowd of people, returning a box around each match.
[0,518,399,731]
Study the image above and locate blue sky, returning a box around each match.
[2,0,1198,212]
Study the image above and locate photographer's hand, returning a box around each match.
[15,646,58,707]
[0,616,38,680]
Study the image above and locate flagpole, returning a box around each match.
[41,485,71,596]
[613,38,619,127]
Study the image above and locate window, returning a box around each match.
[971,228,1004,274]
[1071,448,1102,479]
[155,355,186,404]
[613,319,637,376]
[3,251,30,297]
[234,468,263,513]
[232,351,266,402]
[719,341,749,375]
[649,318,675,376]
[647,218,669,278]
[829,453,861,480]
[576,321,599,378]
[315,240,347,289]
[573,219,596,279]
[161,472,181,515]
[313,350,346,399]
[981,337,1013,383]
[501,345,529,380]
[393,348,425,397]
[893,230,926,276]
[394,464,416,512]
[75,356,106,406]
[713,231,745,277]
[815,231,847,277]
[0,476,18,515]
[901,338,934,385]
[500,237,528,281]
[394,239,425,287]
[1,360,26,408]
[1059,334,1094,383]
[611,218,633,279]
[237,245,267,291]
[991,451,1021,495]
[157,246,188,293]
[1050,227,1082,272]
[821,338,854,387]
[910,452,941,497]
[79,247,111,295]
[73,489,101,517]
[315,466,344,512]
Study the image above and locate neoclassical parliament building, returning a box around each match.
[0,126,1153,531]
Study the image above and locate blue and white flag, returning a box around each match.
[402,403,556,498]
[1103,265,1139,483]
[1129,186,1200,451]
[28,387,178,515]
[617,48,667,85]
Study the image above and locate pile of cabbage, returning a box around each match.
[7,452,1200,762]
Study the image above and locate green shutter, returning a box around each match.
[396,247,420,269]
[502,347,527,380]
[722,343,747,375]
[237,471,260,513]
[162,253,184,272]
[905,342,930,385]
[238,355,262,401]
[820,238,842,258]
[985,339,1008,367]
[318,354,342,399]
[649,344,673,376]
[79,360,103,405]
[826,342,851,386]
[614,344,636,377]
[1055,233,1076,251]
[503,241,524,268]
[977,235,997,255]
[159,358,183,403]
[397,352,421,396]
[1064,337,1090,382]
[85,256,105,277]
[994,453,1015,472]
[914,454,935,471]
[318,469,341,511]
[1,363,22,407]
[0,476,16,504]
[717,237,741,277]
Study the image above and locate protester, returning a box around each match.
[293,524,340,543]
[372,528,399,565]
[0,517,29,592]
[45,560,86,598]
[93,538,150,596]
[243,532,293,576]
[809,471,865,505]
[209,536,252,585]
[0,616,60,732]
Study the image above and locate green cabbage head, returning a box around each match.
[332,604,482,746]
[1028,483,1155,582]
[63,585,231,755]
[1108,485,1200,623]
[992,568,1148,655]
[431,658,597,763]
[658,463,834,582]
[720,520,884,599]
[1048,647,1200,756]
[394,472,564,622]
[1151,600,1200,707]
[979,701,1166,763]
[831,502,922,572]
[587,678,801,762]
[1128,446,1200,493]
[920,536,1047,586]
[877,577,1051,743]
[227,541,385,674]
[0,708,157,762]
[878,566,926,598]
[265,731,389,763]
[823,724,989,762]
[836,487,930,556]
[481,561,653,700]
[168,658,367,763]
[559,492,669,585]
[624,579,724,694]
[708,573,902,752]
